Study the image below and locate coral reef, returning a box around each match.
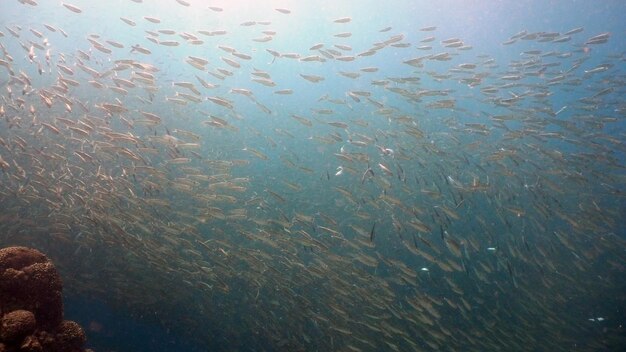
[0,246,91,352]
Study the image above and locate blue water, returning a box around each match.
[1,0,625,351]
[65,295,206,352]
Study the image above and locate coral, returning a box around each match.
[53,321,87,350]
[0,247,91,352]
[0,310,36,342]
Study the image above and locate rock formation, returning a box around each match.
[0,246,91,352]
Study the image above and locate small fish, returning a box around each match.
[130,45,151,54]
[61,2,82,13]
[333,17,352,23]
[120,17,136,26]
[300,74,324,83]
[361,165,374,184]
[144,16,161,24]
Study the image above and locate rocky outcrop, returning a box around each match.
[0,246,91,352]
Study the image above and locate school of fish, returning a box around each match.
[1,1,625,351]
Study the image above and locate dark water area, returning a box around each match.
[65,295,206,352]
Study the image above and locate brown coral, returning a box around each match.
[0,247,90,352]
[54,321,86,351]
[0,310,36,342]
[0,247,63,330]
